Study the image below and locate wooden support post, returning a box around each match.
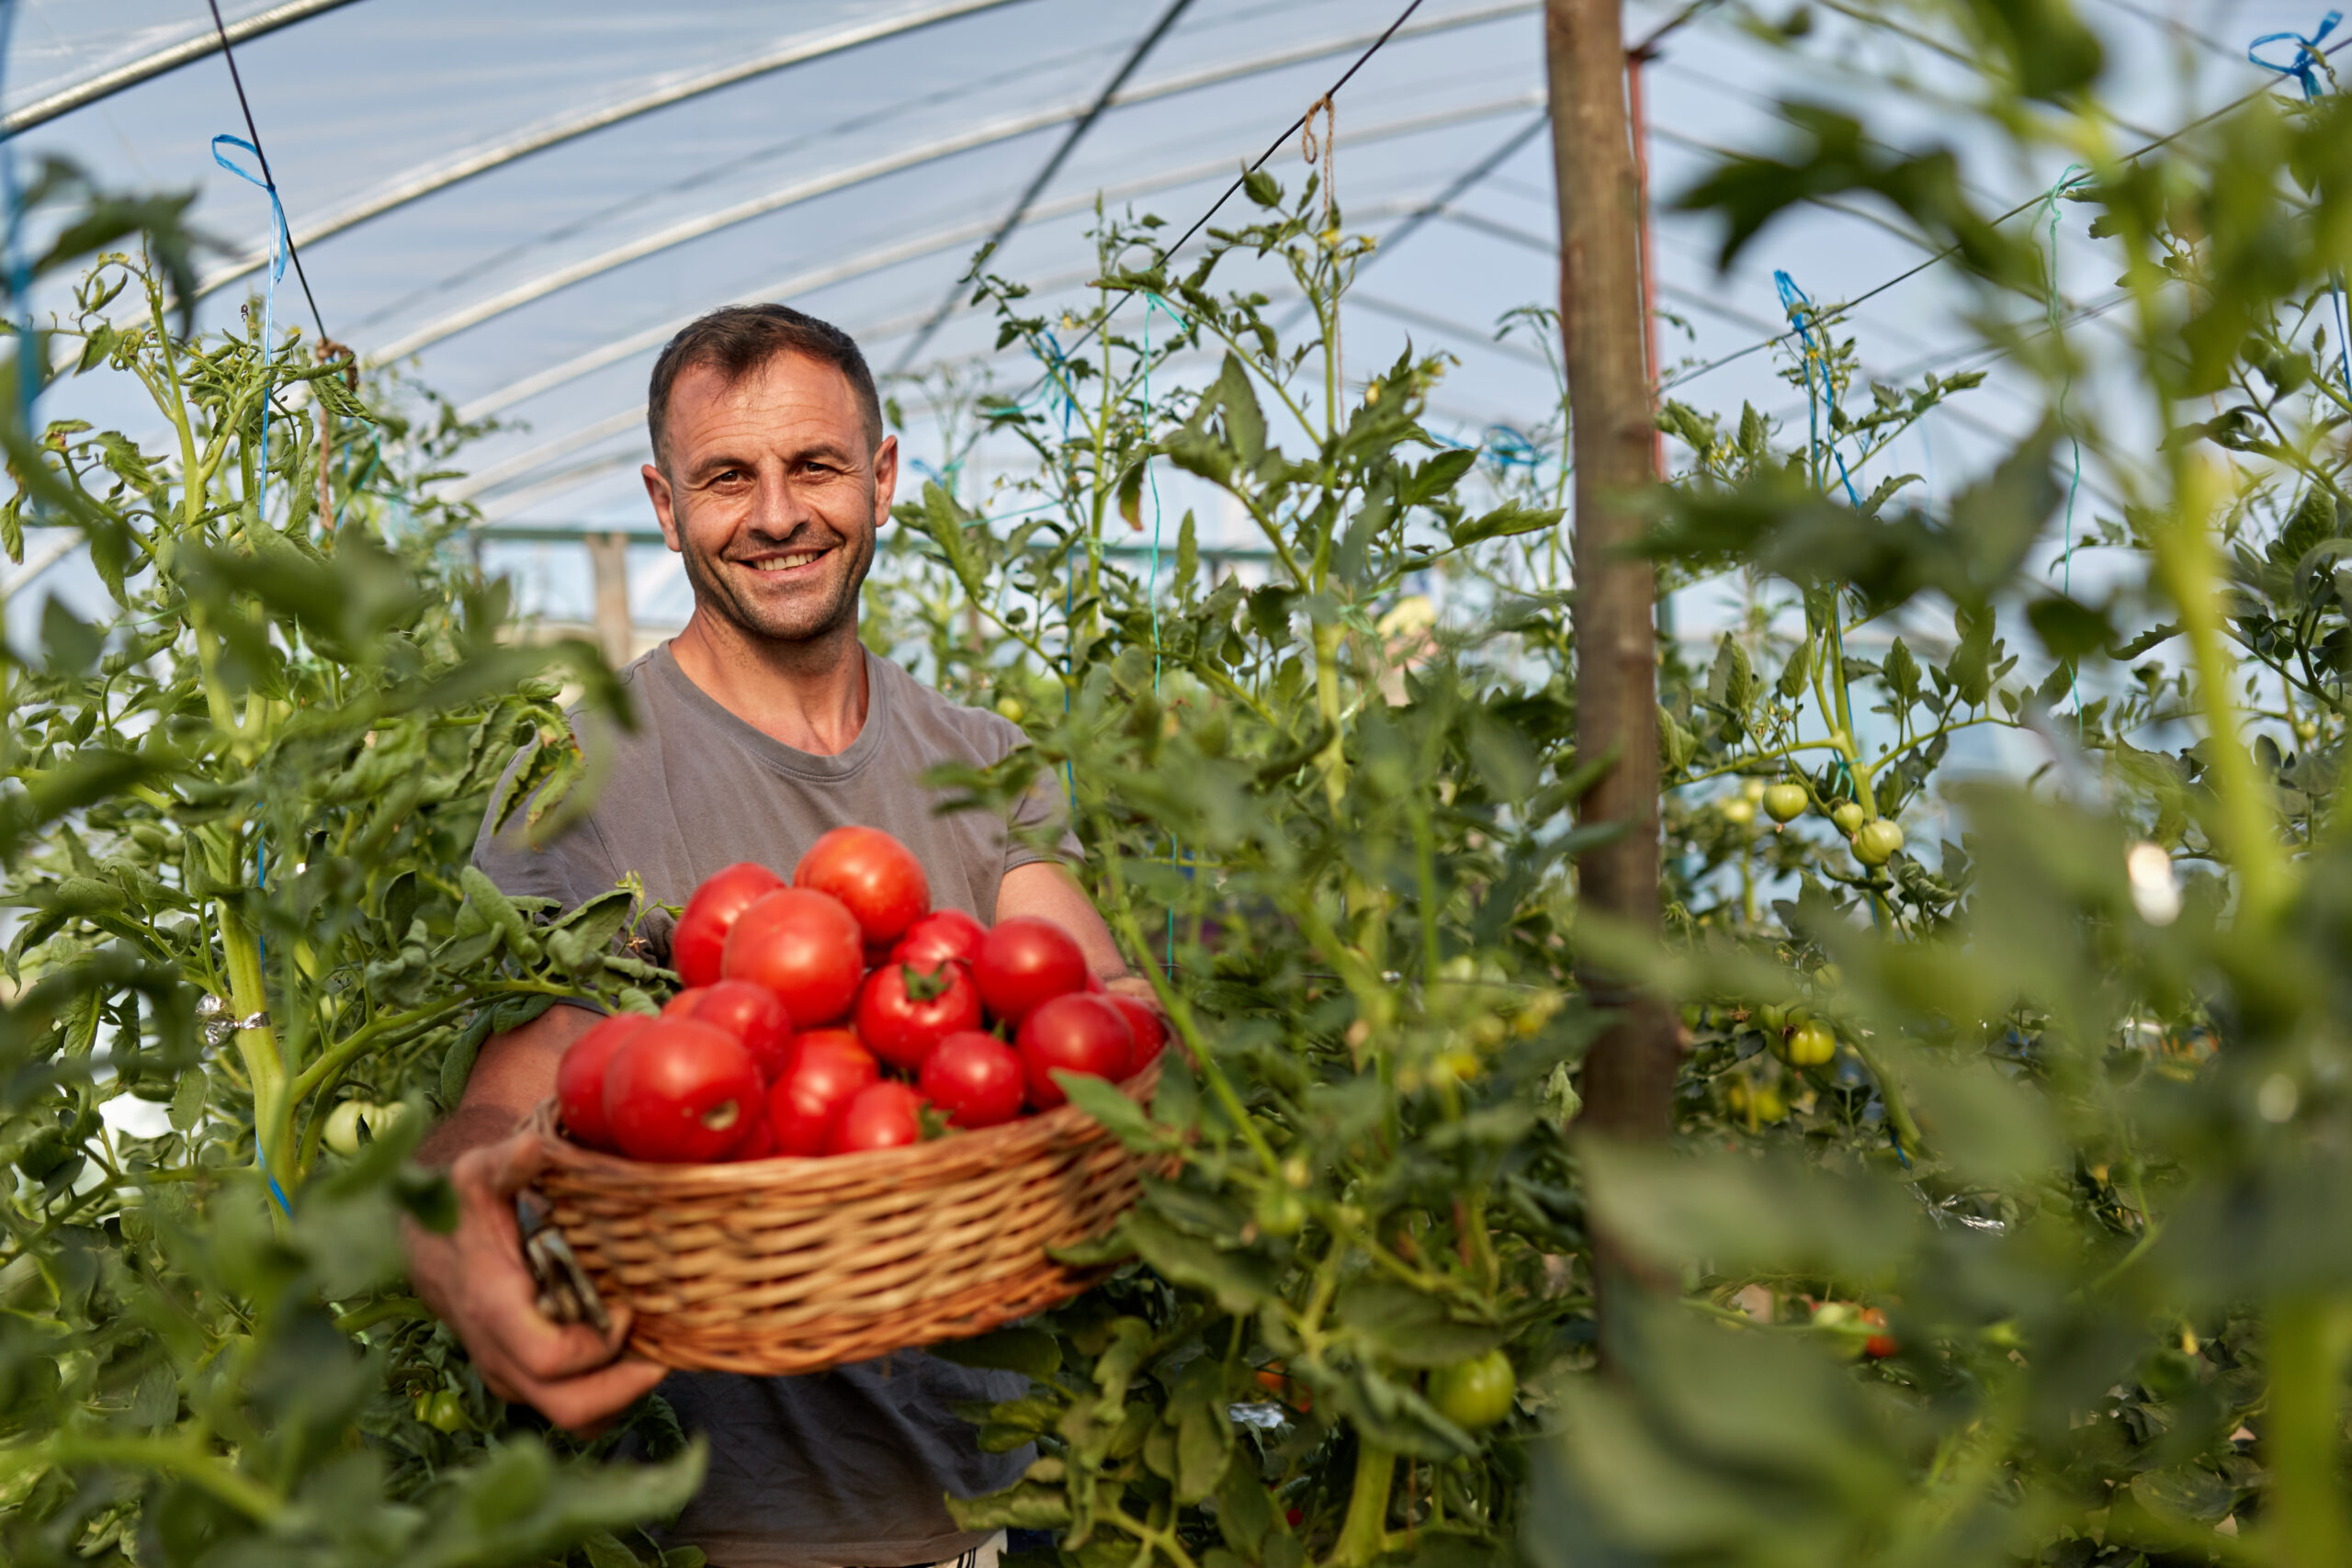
[587,531,634,669]
[1545,0,1676,1237]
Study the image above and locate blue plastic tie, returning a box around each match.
[2250,11,2341,98]
[2250,15,2352,406]
[211,134,288,523]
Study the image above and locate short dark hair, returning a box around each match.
[646,303,884,468]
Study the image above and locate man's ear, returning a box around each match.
[642,463,682,551]
[872,434,899,528]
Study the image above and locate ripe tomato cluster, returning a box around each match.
[556,828,1167,1164]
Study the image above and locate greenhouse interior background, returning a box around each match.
[0,0,2329,761]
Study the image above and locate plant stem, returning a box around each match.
[2264,1296,2351,1568]
[1330,1438,1396,1567]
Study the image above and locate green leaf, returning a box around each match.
[1120,1208,1278,1314]
[1057,1072,1158,1151]
[1332,1278,1510,1368]
[168,1068,208,1132]
[946,1482,1073,1532]
[931,1325,1062,1382]
[1450,501,1561,548]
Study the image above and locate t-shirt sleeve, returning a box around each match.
[470,741,622,913]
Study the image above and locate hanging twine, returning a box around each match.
[1301,93,1341,393]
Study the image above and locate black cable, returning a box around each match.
[1008,0,1428,388]
[890,0,1197,375]
[1656,32,2352,398]
[206,0,328,342]
[1629,0,1730,61]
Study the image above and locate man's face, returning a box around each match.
[642,352,897,648]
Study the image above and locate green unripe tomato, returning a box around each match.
[1427,1349,1516,1431]
[414,1389,468,1433]
[1830,802,1866,834]
[1756,1002,1788,1035]
[1762,783,1807,823]
[1254,1186,1307,1238]
[1787,1021,1838,1066]
[1741,777,1767,803]
[1752,1082,1789,1122]
[324,1099,401,1156]
[1720,796,1757,827]
[1853,819,1905,867]
[995,695,1025,723]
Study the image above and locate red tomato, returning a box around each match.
[826,1080,928,1155]
[975,917,1089,1024]
[919,1031,1027,1128]
[673,863,784,987]
[890,908,987,973]
[766,1029,881,1156]
[1107,996,1168,1068]
[556,1012,651,1150]
[602,1019,763,1164]
[1017,993,1135,1108]
[729,1112,776,1161]
[794,826,930,945]
[661,987,706,1017]
[855,959,983,1072]
[1860,1307,1898,1359]
[678,978,797,1082]
[722,887,865,1025]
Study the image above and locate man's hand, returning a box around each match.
[406,1003,663,1435]
[404,1129,667,1434]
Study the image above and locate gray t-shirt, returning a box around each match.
[472,641,1075,1568]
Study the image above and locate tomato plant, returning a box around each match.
[0,196,699,1563]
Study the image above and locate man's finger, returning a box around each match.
[480,1282,638,1383]
[521,1355,671,1436]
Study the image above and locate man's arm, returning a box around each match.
[405,1004,668,1432]
[997,861,1158,1004]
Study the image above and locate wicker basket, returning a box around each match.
[525,1062,1158,1375]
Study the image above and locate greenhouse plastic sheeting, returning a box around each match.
[0,0,2329,538]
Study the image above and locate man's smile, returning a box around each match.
[739,545,834,576]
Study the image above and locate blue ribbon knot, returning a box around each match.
[2251,10,2342,100]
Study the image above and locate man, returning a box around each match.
[407,304,1139,1568]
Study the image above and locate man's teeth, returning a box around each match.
[750,550,824,572]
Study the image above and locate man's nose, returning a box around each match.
[748,466,817,536]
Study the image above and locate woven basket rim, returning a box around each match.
[528,1059,1158,1180]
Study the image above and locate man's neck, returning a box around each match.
[667,610,870,756]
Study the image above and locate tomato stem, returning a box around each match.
[1329,1437,1396,1567]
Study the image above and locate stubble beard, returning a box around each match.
[676,489,877,654]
